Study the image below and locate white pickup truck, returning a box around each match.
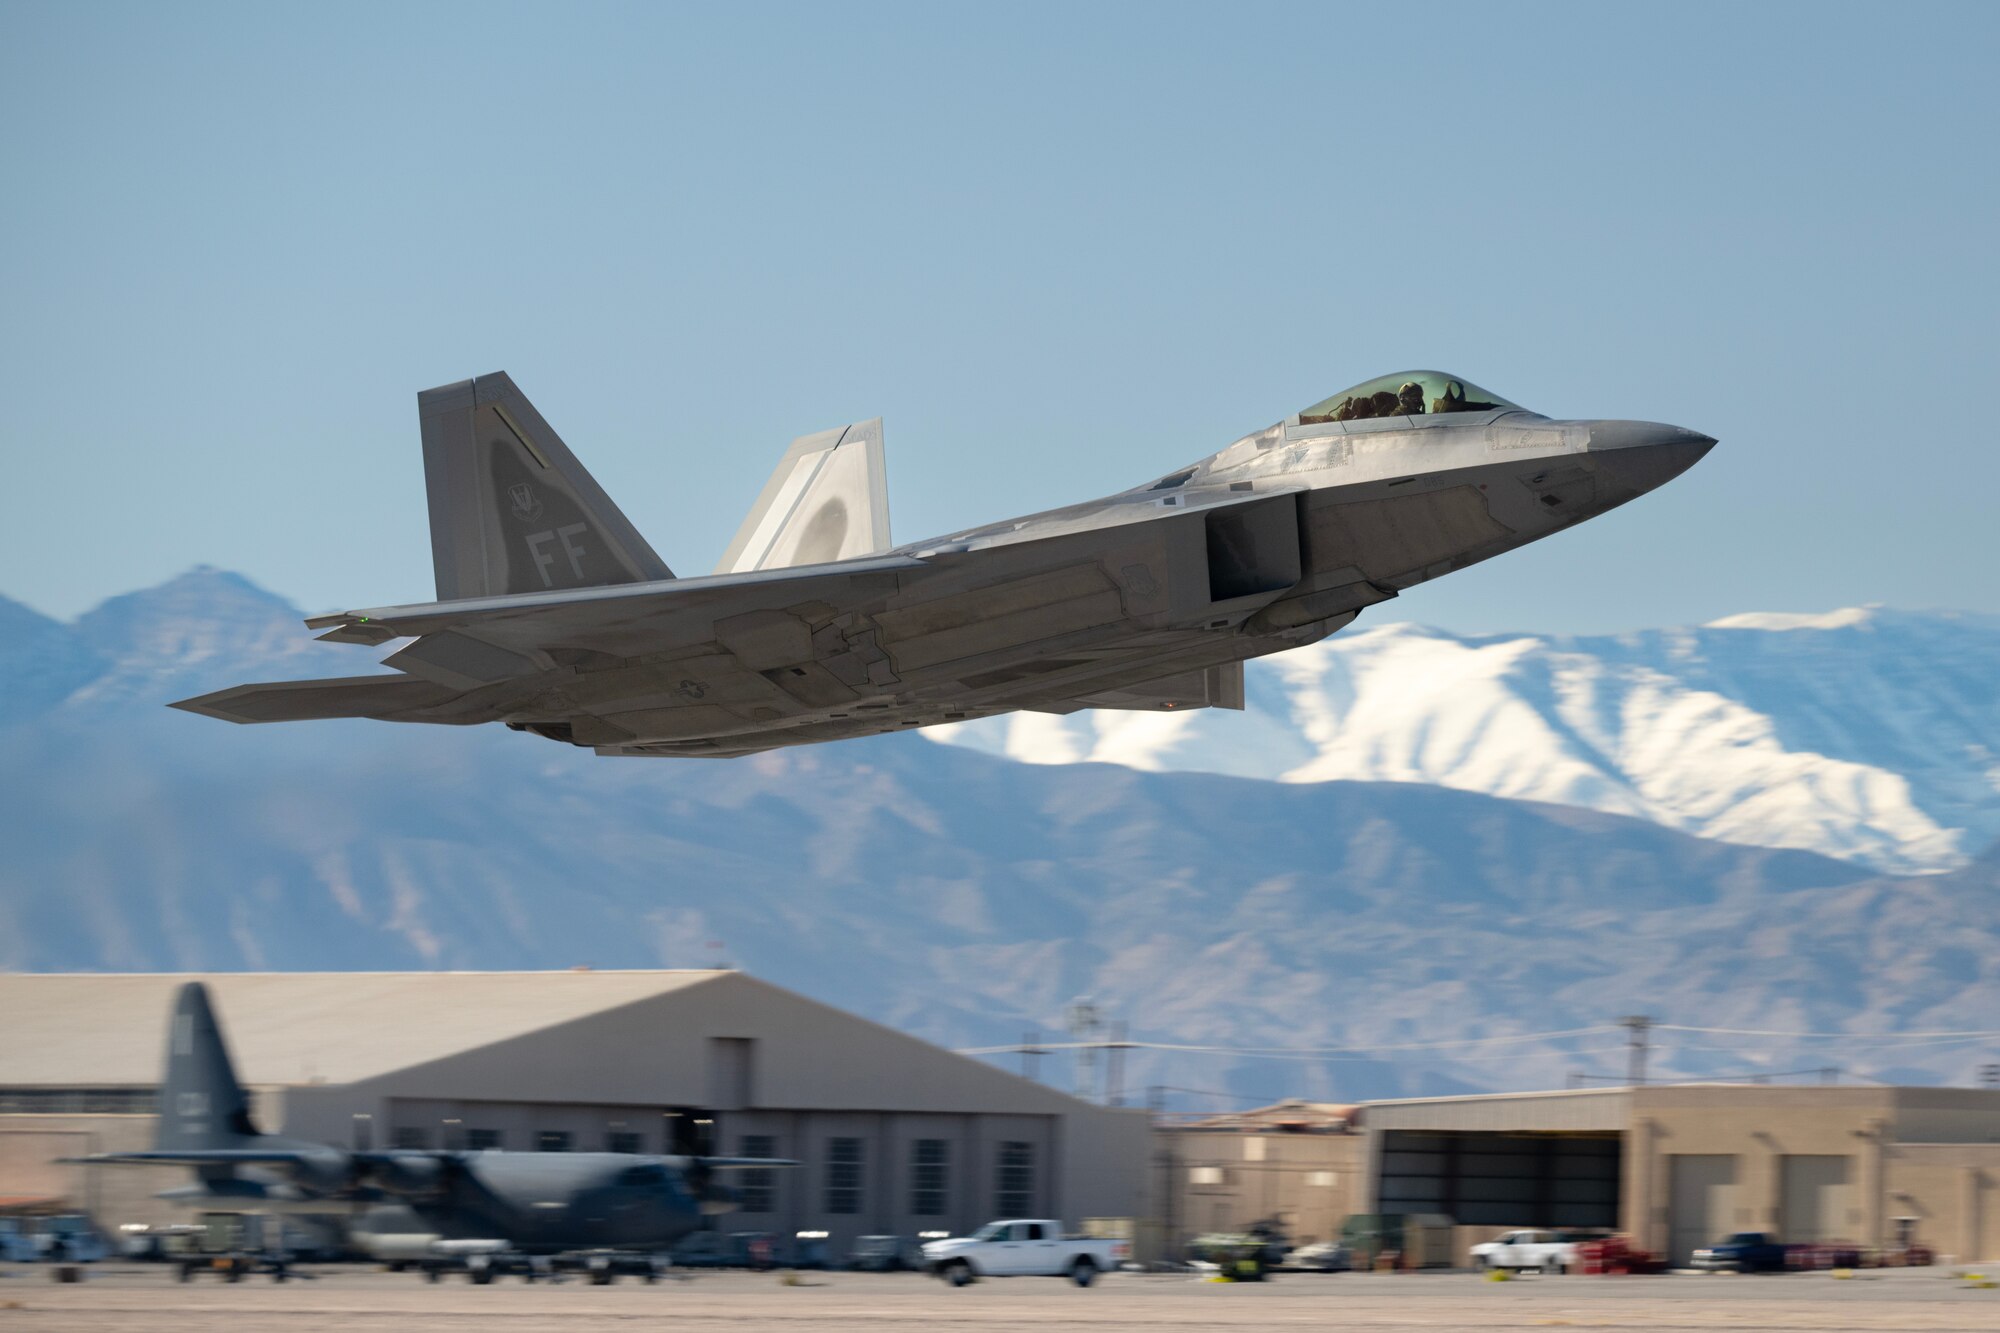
[1468,1229,1582,1273]
[922,1219,1127,1286]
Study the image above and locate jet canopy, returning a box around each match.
[1299,371,1522,424]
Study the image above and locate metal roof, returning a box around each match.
[0,970,723,1087]
[1359,1086,1632,1133]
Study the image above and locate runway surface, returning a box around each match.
[5,1265,1998,1331]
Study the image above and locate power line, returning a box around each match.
[1154,1085,1272,1105]
[960,1022,2000,1061]
[971,1042,1633,1066]
[957,1024,1620,1058]
[1652,1034,2000,1055]
[1656,1024,2000,1040]
[1570,1066,1847,1087]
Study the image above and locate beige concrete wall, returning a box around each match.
[1885,1144,2000,1263]
[1160,1130,1364,1249]
[0,1117,173,1230]
[1625,1087,1895,1254]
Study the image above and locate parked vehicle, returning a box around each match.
[1189,1225,1289,1276]
[1471,1229,1575,1273]
[668,1231,728,1268]
[18,1216,111,1263]
[922,1219,1127,1287]
[1691,1232,1789,1273]
[1285,1239,1351,1272]
[848,1234,925,1272]
[117,1223,205,1261]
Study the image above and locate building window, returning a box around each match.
[826,1137,863,1215]
[606,1130,643,1154]
[739,1135,776,1213]
[911,1139,949,1216]
[996,1141,1033,1217]
[466,1128,503,1150]
[536,1130,572,1152]
[392,1127,430,1150]
[1307,1170,1337,1187]
[1189,1166,1224,1185]
[0,1087,158,1115]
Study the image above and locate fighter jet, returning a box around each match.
[74,983,779,1262]
[174,370,1713,757]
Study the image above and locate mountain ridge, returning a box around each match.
[2,570,1995,1102]
[929,604,2000,876]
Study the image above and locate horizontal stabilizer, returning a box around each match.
[716,420,890,574]
[171,675,455,724]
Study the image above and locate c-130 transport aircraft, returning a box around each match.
[74,982,781,1277]
[175,371,1713,757]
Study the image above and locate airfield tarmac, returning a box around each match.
[4,1265,1998,1332]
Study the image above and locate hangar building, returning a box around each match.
[0,970,1148,1250]
[1164,1085,2000,1264]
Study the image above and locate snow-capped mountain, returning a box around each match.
[926,608,2000,875]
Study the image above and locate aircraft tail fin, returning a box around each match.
[715,419,891,574]
[157,982,259,1150]
[419,373,675,600]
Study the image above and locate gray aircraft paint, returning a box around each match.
[176,370,1713,758]
[419,375,674,600]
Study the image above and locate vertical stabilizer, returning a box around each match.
[419,373,675,600]
[156,982,258,1149]
[715,419,891,574]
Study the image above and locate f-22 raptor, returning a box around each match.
[176,370,1713,757]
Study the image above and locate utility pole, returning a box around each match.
[1106,1021,1130,1107]
[1021,1029,1045,1082]
[1068,999,1102,1101]
[1149,1085,1176,1264]
[1621,1015,1653,1087]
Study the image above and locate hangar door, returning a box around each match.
[1781,1155,1856,1243]
[1668,1154,1737,1264]
[1377,1131,1620,1228]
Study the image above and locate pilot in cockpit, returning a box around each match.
[1397,382,1427,416]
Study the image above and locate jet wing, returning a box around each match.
[176,554,931,729]
[304,554,928,656]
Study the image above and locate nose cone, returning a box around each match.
[1585,420,1716,495]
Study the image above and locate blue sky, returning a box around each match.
[3,1,1994,633]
